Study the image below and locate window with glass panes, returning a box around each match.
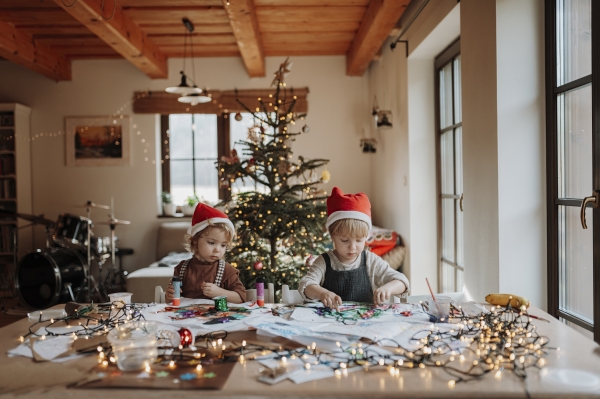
[163,114,219,205]
[546,0,600,342]
[435,39,463,293]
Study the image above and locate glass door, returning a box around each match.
[435,39,463,293]
[547,0,599,341]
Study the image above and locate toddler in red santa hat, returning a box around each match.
[299,187,409,309]
[165,203,246,304]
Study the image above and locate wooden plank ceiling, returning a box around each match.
[0,0,409,81]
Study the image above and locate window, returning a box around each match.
[546,0,599,342]
[435,39,463,293]
[160,114,229,205]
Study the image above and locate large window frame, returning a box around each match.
[435,39,463,293]
[160,113,230,202]
[546,0,600,342]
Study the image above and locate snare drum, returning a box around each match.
[54,213,90,251]
[15,248,86,309]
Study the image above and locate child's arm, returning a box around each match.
[373,280,407,305]
[202,282,243,303]
[304,285,342,310]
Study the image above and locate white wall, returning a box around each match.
[496,0,546,308]
[369,0,459,295]
[370,0,546,304]
[0,56,370,272]
[461,0,546,307]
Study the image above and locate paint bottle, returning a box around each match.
[172,276,182,306]
[256,277,265,307]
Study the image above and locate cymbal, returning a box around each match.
[97,218,130,225]
[73,201,110,210]
[16,213,55,226]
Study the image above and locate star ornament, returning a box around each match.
[271,57,293,86]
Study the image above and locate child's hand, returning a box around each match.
[202,282,223,298]
[319,290,342,310]
[373,286,393,305]
[165,284,175,303]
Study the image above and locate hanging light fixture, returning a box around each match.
[165,18,202,96]
[178,87,212,105]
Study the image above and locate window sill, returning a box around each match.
[158,213,192,219]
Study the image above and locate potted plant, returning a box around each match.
[182,193,199,216]
[161,192,176,216]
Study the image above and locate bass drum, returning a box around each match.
[16,248,86,309]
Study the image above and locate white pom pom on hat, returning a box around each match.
[325,186,372,230]
[188,203,235,237]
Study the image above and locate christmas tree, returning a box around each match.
[217,58,331,289]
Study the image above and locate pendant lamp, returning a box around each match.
[178,88,212,105]
[165,18,203,97]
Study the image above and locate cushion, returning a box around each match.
[156,222,189,260]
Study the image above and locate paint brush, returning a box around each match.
[426,278,443,317]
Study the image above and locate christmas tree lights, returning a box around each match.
[217,58,331,289]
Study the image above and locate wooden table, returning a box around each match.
[1,305,600,398]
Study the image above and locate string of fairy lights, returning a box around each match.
[17,300,553,392]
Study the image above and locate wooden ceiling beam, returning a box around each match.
[346,0,409,76]
[53,0,168,79]
[222,0,265,78]
[0,19,71,81]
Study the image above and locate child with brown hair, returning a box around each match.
[299,187,409,309]
[165,203,246,304]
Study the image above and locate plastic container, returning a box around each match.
[256,277,265,307]
[108,292,132,304]
[172,276,182,306]
[423,296,452,322]
[107,320,158,371]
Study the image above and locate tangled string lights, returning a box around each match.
[20,302,147,343]
[91,301,553,391]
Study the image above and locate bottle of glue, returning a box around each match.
[256,277,265,307]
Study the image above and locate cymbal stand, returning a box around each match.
[84,200,103,303]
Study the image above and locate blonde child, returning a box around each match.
[165,203,246,304]
[299,187,409,309]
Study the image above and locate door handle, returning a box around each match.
[459,193,464,212]
[580,193,598,229]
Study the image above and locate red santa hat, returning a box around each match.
[326,186,372,230]
[188,203,235,237]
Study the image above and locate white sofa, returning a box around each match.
[126,222,190,303]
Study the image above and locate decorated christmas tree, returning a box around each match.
[217,58,331,289]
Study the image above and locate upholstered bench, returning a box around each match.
[126,221,190,303]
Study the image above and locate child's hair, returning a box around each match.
[328,218,369,239]
[183,221,235,255]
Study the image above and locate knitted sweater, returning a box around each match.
[298,250,410,302]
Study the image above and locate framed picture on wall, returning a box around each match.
[65,115,131,167]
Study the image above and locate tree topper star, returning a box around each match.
[271,57,293,86]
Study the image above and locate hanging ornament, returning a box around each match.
[178,327,193,347]
[310,169,318,182]
[246,163,256,173]
[321,170,330,183]
[219,179,230,189]
[234,112,243,121]
[220,149,240,164]
[277,161,289,175]
[302,125,310,134]
[247,126,260,143]
[253,261,263,271]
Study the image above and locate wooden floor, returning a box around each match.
[0,296,27,328]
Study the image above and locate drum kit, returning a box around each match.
[12,200,130,309]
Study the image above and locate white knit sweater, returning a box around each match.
[298,250,410,302]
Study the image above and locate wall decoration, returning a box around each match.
[65,116,131,167]
[376,110,393,130]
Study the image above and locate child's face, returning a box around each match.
[331,234,367,264]
[195,226,229,262]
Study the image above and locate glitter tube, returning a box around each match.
[256,277,265,307]
[172,276,182,306]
